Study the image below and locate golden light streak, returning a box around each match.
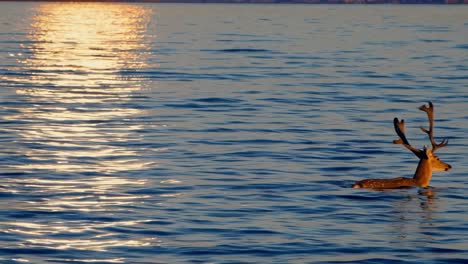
[0,4,165,254]
[7,219,161,251]
[22,3,152,88]
[4,3,158,174]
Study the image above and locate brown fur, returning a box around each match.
[353,177,416,189]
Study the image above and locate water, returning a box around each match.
[1,2,468,263]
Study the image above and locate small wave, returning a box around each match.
[454,44,468,49]
[434,75,468,80]
[213,48,274,53]
[192,97,243,104]
[419,39,450,43]
[118,70,261,81]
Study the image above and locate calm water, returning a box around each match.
[1,2,467,263]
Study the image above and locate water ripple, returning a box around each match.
[1,3,468,264]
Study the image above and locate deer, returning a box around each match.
[353,101,451,189]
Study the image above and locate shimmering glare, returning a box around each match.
[3,3,158,174]
[0,3,163,256]
[21,3,151,88]
[11,223,161,251]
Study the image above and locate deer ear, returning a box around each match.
[421,146,430,160]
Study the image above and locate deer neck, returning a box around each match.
[413,158,432,188]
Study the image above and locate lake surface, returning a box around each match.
[0,2,467,263]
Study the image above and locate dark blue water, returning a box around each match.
[1,2,468,263]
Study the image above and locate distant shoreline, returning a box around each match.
[0,0,467,4]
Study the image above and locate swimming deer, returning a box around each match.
[353,101,451,189]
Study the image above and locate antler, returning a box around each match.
[419,101,448,152]
[393,117,424,158]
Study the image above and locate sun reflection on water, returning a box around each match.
[6,219,160,252]
[1,3,163,256]
[5,3,156,173]
[23,3,151,88]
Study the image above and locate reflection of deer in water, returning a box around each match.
[353,102,451,189]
